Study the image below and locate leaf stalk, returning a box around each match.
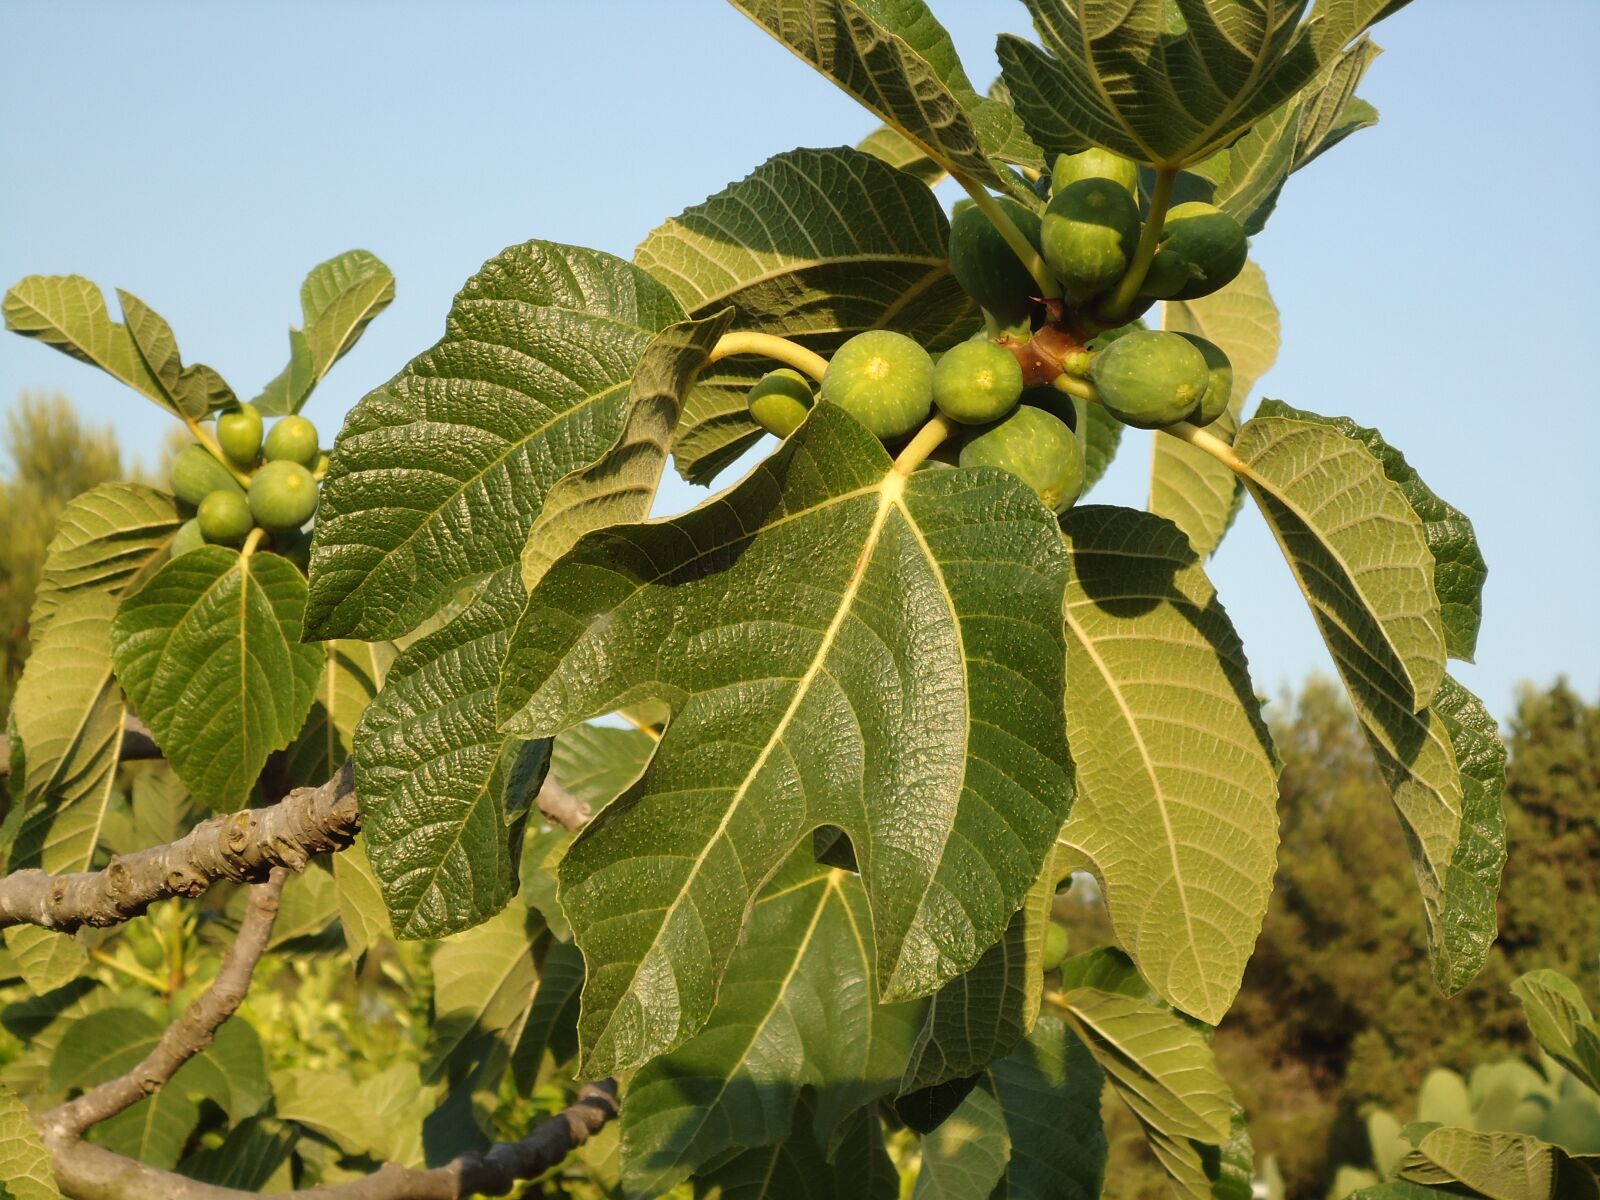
[952,172,1062,301]
[709,332,829,383]
[1103,166,1178,319]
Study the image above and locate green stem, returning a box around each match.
[1158,419,1248,475]
[892,414,955,476]
[89,949,169,995]
[240,527,267,558]
[1051,372,1097,402]
[185,418,252,488]
[709,332,829,383]
[952,172,1062,302]
[1103,166,1178,319]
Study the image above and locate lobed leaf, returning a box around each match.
[1235,413,1445,712]
[522,311,733,589]
[1060,507,1279,1024]
[306,240,685,640]
[498,404,1074,1075]
[110,547,322,810]
[620,856,920,1195]
[353,569,549,939]
[254,250,395,416]
[1512,969,1600,1094]
[1255,400,1485,662]
[1150,261,1280,557]
[29,483,182,640]
[728,0,1040,201]
[634,146,977,484]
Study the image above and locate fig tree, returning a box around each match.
[1050,148,1138,198]
[932,340,1024,425]
[948,197,1044,327]
[1089,329,1210,428]
[958,405,1084,513]
[169,444,243,508]
[249,460,319,532]
[170,518,206,559]
[1040,179,1140,301]
[1177,333,1234,426]
[747,368,814,438]
[197,489,253,545]
[263,414,320,466]
[216,402,264,468]
[1159,202,1247,299]
[820,330,934,440]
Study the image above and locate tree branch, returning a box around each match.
[41,1079,620,1200]
[536,778,590,831]
[39,868,289,1140]
[0,763,358,933]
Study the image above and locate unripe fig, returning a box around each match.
[170,518,206,558]
[273,523,313,572]
[1050,148,1138,198]
[747,369,814,438]
[1159,202,1247,299]
[169,444,244,509]
[948,197,1044,327]
[216,402,264,468]
[249,460,319,532]
[932,340,1024,425]
[263,414,320,467]
[1176,333,1233,426]
[1040,179,1140,301]
[959,405,1084,513]
[1089,329,1210,428]
[1138,248,1193,300]
[820,330,934,440]
[1042,922,1070,971]
[197,489,253,546]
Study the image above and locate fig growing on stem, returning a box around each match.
[216,402,264,468]
[169,444,244,509]
[947,197,1044,327]
[1158,202,1248,299]
[1090,329,1211,429]
[932,340,1024,425]
[197,489,253,545]
[1041,179,1140,302]
[958,405,1084,513]
[820,330,934,440]
[263,414,320,467]
[249,460,319,532]
[747,369,814,438]
[1050,148,1138,199]
[1176,333,1234,426]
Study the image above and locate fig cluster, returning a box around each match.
[168,404,324,567]
[741,148,1244,517]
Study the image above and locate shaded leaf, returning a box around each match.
[332,834,392,959]
[1151,261,1280,557]
[273,1063,436,1168]
[499,405,1074,1074]
[692,1099,898,1200]
[353,569,549,939]
[306,240,684,641]
[991,1015,1107,1200]
[1513,970,1600,1095]
[177,1117,295,1192]
[620,857,920,1195]
[914,1080,1010,1200]
[1060,507,1278,1024]
[634,146,976,484]
[511,938,584,1089]
[281,639,383,788]
[423,900,541,1088]
[254,250,395,416]
[110,547,321,809]
[857,124,944,186]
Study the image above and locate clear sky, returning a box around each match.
[3,1,1596,721]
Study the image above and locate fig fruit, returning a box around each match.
[1158,202,1247,299]
[263,414,320,467]
[248,460,319,532]
[820,330,934,440]
[1176,333,1234,426]
[1050,148,1138,198]
[747,368,814,438]
[197,489,253,546]
[1089,329,1210,428]
[216,402,264,468]
[1041,179,1140,302]
[932,340,1024,425]
[958,405,1084,513]
[169,444,243,509]
[948,197,1045,327]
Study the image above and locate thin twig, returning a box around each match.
[40,869,289,1139]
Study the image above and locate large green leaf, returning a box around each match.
[1150,261,1280,557]
[1148,1109,1255,1200]
[620,857,921,1195]
[109,547,321,809]
[900,835,1072,1094]
[117,291,234,419]
[177,1118,295,1193]
[0,1083,61,1200]
[634,146,976,484]
[423,899,541,1088]
[692,1100,899,1200]
[1058,987,1231,1145]
[990,1015,1108,1200]
[1192,38,1381,235]
[499,405,1074,1075]
[522,312,733,587]
[28,484,182,638]
[353,569,549,939]
[1255,400,1485,662]
[305,240,685,641]
[1059,507,1278,1024]
[254,250,395,416]
[1398,1129,1572,1200]
[728,0,1040,199]
[273,1063,435,1168]
[1513,970,1600,1095]
[280,639,384,788]
[914,1080,1010,1200]
[3,276,185,418]
[1235,413,1445,712]
[997,0,1406,169]
[331,834,392,958]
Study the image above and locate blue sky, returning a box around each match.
[2,1,1595,721]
